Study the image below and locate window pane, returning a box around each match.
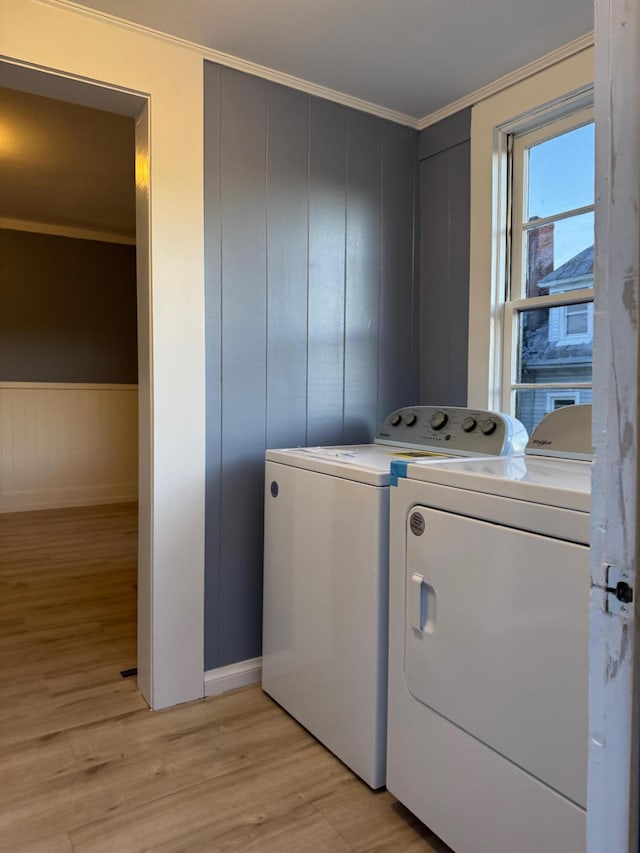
[552,397,578,410]
[517,306,593,383]
[515,387,593,436]
[524,212,594,298]
[526,122,594,220]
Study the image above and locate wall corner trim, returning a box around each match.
[417,30,595,130]
[204,657,262,698]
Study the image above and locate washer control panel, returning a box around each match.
[375,406,528,456]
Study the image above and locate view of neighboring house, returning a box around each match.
[518,220,593,432]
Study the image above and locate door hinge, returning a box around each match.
[596,565,634,615]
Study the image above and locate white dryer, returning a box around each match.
[262,406,527,790]
[386,405,592,852]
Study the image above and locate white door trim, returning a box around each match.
[1,0,206,710]
[588,0,640,848]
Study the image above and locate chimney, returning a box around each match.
[526,219,554,298]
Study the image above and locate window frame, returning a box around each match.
[501,106,594,422]
[467,47,594,414]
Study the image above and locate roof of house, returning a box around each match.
[522,321,592,369]
[539,244,593,286]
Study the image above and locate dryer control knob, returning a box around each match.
[430,411,448,430]
[389,413,402,426]
[462,416,477,432]
[480,418,497,435]
[404,412,418,426]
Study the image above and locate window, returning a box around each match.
[565,304,589,336]
[503,110,594,435]
[467,47,594,431]
[548,393,579,410]
[548,300,594,345]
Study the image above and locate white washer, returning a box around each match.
[262,406,527,789]
[386,405,592,852]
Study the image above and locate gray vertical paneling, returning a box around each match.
[265,83,309,450]
[419,151,450,404]
[447,141,470,403]
[307,97,347,446]
[418,108,471,160]
[378,123,418,423]
[203,62,223,667]
[219,68,267,666]
[343,111,383,444]
[419,130,470,406]
[204,62,417,671]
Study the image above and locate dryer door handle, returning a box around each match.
[410,573,436,634]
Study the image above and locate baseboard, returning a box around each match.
[204,657,262,698]
[0,483,139,513]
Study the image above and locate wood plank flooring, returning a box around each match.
[0,503,450,852]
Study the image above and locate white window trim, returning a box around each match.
[467,46,595,410]
[503,107,594,418]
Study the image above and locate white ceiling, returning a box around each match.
[0,0,594,238]
[70,0,593,120]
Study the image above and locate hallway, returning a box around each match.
[0,503,141,748]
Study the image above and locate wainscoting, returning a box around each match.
[0,382,138,513]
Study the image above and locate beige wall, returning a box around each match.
[0,383,138,513]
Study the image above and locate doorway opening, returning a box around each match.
[0,61,151,709]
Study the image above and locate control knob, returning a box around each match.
[404,412,418,426]
[480,418,497,435]
[430,411,448,430]
[389,413,402,426]
[462,416,477,433]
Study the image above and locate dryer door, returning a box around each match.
[404,506,588,807]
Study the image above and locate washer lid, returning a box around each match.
[399,454,590,512]
[526,403,592,460]
[266,443,455,486]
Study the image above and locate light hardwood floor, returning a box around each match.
[0,503,450,853]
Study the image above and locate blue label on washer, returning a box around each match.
[390,460,409,487]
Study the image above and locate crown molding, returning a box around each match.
[0,217,136,244]
[32,3,594,135]
[417,31,594,130]
[39,0,419,128]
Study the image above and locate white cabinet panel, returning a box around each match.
[262,460,389,788]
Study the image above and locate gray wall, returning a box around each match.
[418,109,471,405]
[204,63,417,670]
[0,229,137,383]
